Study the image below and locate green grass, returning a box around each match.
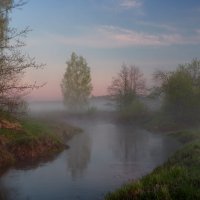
[0,117,68,168]
[144,109,200,133]
[1,119,61,145]
[105,130,200,200]
[144,111,179,132]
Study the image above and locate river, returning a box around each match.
[0,101,180,200]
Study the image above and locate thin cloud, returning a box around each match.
[94,26,195,46]
[27,26,200,49]
[136,21,178,32]
[120,0,142,9]
[100,0,144,13]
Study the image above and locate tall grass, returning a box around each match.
[105,130,200,200]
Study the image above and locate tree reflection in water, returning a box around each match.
[112,125,167,165]
[66,132,91,179]
[0,181,16,200]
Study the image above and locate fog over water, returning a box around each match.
[0,99,180,200]
[1,0,199,199]
[29,98,115,113]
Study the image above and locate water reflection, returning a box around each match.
[112,125,140,162]
[0,182,9,200]
[66,132,91,179]
[0,181,16,200]
[112,125,177,168]
[0,151,63,200]
[0,117,180,200]
[14,152,62,171]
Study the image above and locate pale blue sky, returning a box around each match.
[11,0,200,100]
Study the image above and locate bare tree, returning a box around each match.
[0,0,43,113]
[129,65,146,95]
[108,64,145,109]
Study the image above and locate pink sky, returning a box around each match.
[12,0,200,101]
[26,67,116,101]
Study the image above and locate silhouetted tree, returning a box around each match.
[0,0,43,113]
[61,52,92,111]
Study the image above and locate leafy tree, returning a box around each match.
[0,0,43,114]
[154,59,200,122]
[61,52,92,111]
[108,64,145,110]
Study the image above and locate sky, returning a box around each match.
[10,0,200,101]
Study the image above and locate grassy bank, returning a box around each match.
[0,117,80,169]
[105,130,200,200]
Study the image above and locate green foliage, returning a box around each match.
[164,70,196,121]
[119,99,147,121]
[61,52,92,111]
[154,59,200,123]
[144,110,181,132]
[172,130,200,143]
[86,106,97,115]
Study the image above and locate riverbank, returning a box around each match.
[0,116,80,170]
[105,129,200,199]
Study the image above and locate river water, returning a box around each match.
[0,101,180,200]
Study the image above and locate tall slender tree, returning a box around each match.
[0,0,12,50]
[61,52,92,111]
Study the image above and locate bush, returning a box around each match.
[154,59,200,123]
[119,99,147,121]
[86,106,97,115]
